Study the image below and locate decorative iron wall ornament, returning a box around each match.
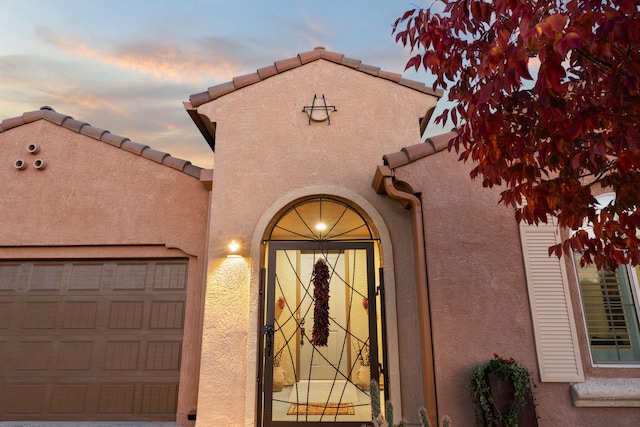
[302,94,337,124]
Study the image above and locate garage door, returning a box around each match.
[0,258,187,421]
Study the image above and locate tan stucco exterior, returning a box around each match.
[194,58,439,426]
[0,116,210,425]
[385,145,640,426]
[2,47,639,427]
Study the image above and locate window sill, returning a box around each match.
[571,378,640,407]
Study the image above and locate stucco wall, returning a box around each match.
[195,60,438,425]
[393,149,640,426]
[0,119,211,425]
[0,120,208,254]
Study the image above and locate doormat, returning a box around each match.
[287,402,355,415]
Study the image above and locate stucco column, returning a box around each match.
[196,256,251,426]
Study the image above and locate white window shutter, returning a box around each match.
[519,219,585,382]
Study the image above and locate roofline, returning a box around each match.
[186,46,444,151]
[0,106,204,179]
[381,129,459,170]
[188,47,443,108]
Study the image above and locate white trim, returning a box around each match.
[520,219,585,382]
[571,378,640,407]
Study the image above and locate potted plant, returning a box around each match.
[469,354,537,426]
[354,342,370,390]
[272,347,285,392]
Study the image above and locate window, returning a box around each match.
[574,193,640,363]
[575,259,640,363]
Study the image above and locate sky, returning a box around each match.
[0,0,447,169]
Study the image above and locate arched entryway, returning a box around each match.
[258,196,387,426]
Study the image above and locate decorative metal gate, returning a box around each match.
[259,198,385,426]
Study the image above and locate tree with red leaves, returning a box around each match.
[393,0,640,270]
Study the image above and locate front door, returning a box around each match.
[262,241,381,426]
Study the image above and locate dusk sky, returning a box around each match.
[0,1,447,168]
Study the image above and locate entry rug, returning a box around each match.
[287,402,355,416]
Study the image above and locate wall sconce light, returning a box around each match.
[227,240,242,257]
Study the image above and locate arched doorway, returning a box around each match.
[259,196,387,426]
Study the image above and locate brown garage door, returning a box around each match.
[0,259,187,421]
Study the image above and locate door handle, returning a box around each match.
[265,325,274,357]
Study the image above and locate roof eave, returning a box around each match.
[184,101,216,152]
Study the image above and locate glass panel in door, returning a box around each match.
[263,241,379,425]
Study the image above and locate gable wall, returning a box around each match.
[0,120,209,254]
[194,60,438,425]
[198,59,435,257]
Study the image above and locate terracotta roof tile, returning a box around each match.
[162,156,190,171]
[141,147,170,164]
[189,91,212,107]
[426,131,457,152]
[383,151,411,169]
[403,143,436,161]
[207,81,236,100]
[233,72,261,90]
[341,56,361,69]
[187,46,443,108]
[299,49,322,64]
[257,65,278,80]
[61,117,88,133]
[121,140,149,155]
[183,163,203,179]
[23,110,42,124]
[1,116,24,132]
[80,125,109,140]
[398,78,428,92]
[382,130,459,170]
[101,133,127,148]
[0,107,203,179]
[357,63,380,76]
[41,108,70,125]
[319,49,344,64]
[275,56,302,73]
[378,70,402,83]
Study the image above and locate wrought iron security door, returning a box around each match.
[263,241,379,426]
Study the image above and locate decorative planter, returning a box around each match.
[273,366,285,392]
[483,373,538,427]
[355,365,370,391]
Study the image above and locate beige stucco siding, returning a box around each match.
[393,148,640,426]
[0,120,208,255]
[0,120,210,425]
[195,59,438,425]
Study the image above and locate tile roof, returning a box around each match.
[185,46,444,152]
[0,106,203,179]
[382,130,458,169]
[186,46,444,108]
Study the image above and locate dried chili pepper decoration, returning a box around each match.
[310,258,330,347]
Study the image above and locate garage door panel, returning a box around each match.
[141,384,178,414]
[0,264,19,290]
[69,264,104,290]
[63,301,98,328]
[50,384,88,414]
[23,301,58,328]
[0,258,187,421]
[105,341,140,370]
[150,301,184,329]
[0,302,12,328]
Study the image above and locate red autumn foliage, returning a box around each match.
[393,0,640,271]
